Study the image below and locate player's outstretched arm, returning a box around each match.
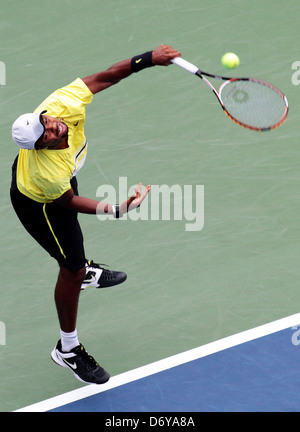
[82,44,181,94]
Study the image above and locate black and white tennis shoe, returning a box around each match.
[51,340,110,384]
[81,260,127,290]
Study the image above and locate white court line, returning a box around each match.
[14,313,300,412]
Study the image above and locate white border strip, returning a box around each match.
[14,313,300,412]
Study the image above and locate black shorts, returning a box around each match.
[10,156,86,273]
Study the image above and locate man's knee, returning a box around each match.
[58,263,86,284]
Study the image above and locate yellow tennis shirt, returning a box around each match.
[16,78,93,203]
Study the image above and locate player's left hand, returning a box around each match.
[121,183,151,214]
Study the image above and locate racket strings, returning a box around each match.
[220,79,288,130]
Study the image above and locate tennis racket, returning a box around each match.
[171,57,288,132]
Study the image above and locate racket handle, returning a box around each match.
[171,57,198,74]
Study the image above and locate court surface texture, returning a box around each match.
[1,0,300,413]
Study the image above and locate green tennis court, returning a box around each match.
[1,0,300,412]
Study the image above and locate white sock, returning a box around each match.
[60,329,79,352]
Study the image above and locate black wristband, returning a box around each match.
[131,51,154,73]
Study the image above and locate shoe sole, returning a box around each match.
[51,348,110,385]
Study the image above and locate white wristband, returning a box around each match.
[112,204,120,219]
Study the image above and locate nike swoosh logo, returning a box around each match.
[83,271,97,284]
[135,58,142,64]
[62,358,77,370]
[74,121,79,126]
[83,276,97,283]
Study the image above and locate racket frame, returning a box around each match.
[171,57,289,132]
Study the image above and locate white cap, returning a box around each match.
[12,113,45,150]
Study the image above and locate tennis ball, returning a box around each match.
[221,52,240,69]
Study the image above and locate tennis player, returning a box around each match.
[10,44,181,384]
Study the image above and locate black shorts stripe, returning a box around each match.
[42,203,66,259]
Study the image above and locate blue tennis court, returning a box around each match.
[15,314,300,412]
